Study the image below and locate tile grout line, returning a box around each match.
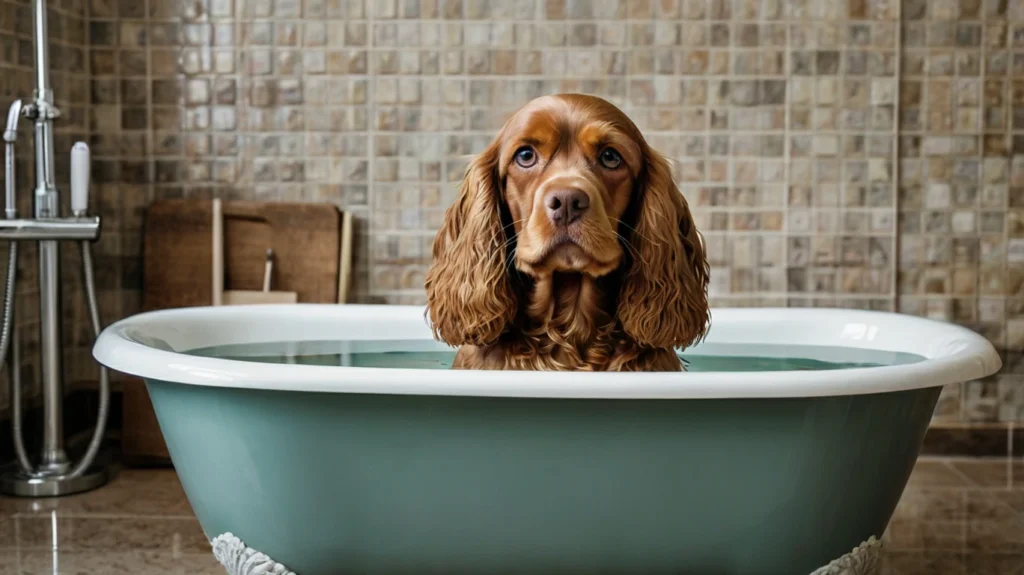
[781,4,791,307]
[365,5,376,300]
[144,0,154,211]
[975,3,987,386]
[1001,2,1014,442]
[892,0,902,314]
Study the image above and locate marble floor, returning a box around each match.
[0,456,1021,574]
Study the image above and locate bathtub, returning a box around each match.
[94,305,1000,575]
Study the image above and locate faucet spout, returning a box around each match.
[4,100,22,219]
[4,100,21,143]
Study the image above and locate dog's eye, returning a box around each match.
[514,147,537,168]
[599,148,622,170]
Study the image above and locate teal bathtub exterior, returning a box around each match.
[147,379,940,575]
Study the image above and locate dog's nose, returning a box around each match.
[544,189,590,226]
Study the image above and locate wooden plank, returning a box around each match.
[212,199,224,306]
[142,200,214,310]
[222,290,298,305]
[338,210,353,303]
[143,199,341,311]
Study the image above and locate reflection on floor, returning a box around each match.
[0,467,219,574]
[0,456,1021,574]
[881,457,1024,574]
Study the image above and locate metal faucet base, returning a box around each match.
[0,462,110,497]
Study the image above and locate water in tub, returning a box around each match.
[186,339,925,371]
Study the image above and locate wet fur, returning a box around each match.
[424,94,710,371]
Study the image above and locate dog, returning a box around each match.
[425,94,709,371]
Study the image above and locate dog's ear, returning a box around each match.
[617,148,710,349]
[425,143,516,346]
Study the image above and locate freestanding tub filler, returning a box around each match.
[93,304,1002,575]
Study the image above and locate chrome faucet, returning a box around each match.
[0,0,111,497]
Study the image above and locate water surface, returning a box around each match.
[187,340,925,371]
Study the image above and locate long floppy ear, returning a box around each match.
[617,149,710,349]
[424,144,516,346]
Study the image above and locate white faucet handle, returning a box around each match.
[71,141,90,216]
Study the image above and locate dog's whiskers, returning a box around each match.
[616,219,656,246]
[615,231,644,264]
[483,218,525,248]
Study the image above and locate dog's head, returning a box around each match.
[425,94,709,349]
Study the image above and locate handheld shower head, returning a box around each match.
[71,141,90,217]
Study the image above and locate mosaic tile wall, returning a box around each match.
[0,0,1019,438]
[900,0,1023,425]
[0,0,90,417]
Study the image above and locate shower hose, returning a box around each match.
[1,239,110,478]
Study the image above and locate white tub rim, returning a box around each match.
[93,304,1002,399]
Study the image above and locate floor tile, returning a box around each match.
[962,553,1024,575]
[13,515,208,553]
[966,517,1024,553]
[0,470,193,519]
[1,550,222,575]
[891,487,964,521]
[883,518,964,551]
[905,458,973,488]
[948,459,1013,488]
[1,456,1021,574]
[880,550,965,575]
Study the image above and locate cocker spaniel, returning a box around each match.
[425,94,710,371]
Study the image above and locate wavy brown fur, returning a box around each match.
[424,144,516,347]
[617,150,711,350]
[425,94,710,371]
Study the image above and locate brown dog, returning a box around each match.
[425,94,709,371]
